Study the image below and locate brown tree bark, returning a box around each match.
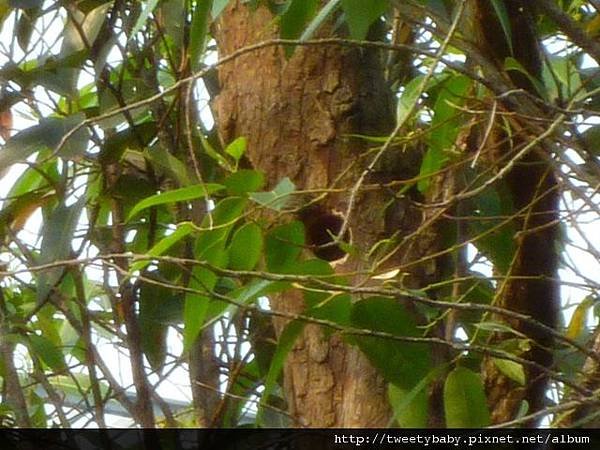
[212,2,405,427]
[468,1,560,424]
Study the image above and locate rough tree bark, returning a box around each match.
[212,2,407,427]
[469,1,560,424]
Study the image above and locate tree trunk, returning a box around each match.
[469,1,559,424]
[212,1,404,427]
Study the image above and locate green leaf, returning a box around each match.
[580,125,600,156]
[258,319,305,425]
[57,3,112,93]
[190,0,213,72]
[490,0,513,55]
[265,221,305,272]
[395,73,447,126]
[127,183,224,221]
[224,136,247,162]
[566,296,595,340]
[444,366,491,428]
[183,244,227,349]
[389,381,428,428]
[144,144,193,186]
[350,297,430,388]
[131,0,160,37]
[504,57,546,98]
[543,55,583,101]
[183,198,247,348]
[293,259,352,326]
[212,0,229,18]
[280,0,319,42]
[341,0,389,40]
[228,223,263,271]
[224,169,265,195]
[139,276,184,371]
[37,197,86,305]
[131,222,197,273]
[159,0,186,50]
[308,293,352,327]
[203,279,282,334]
[475,321,524,337]
[388,364,450,427]
[101,121,157,163]
[492,358,525,386]
[200,134,234,171]
[28,334,66,372]
[0,113,90,170]
[98,77,153,128]
[49,374,110,399]
[60,3,112,58]
[194,197,248,256]
[300,0,341,41]
[28,390,47,427]
[183,293,211,350]
[419,75,472,192]
[250,177,296,211]
[16,4,40,52]
[469,183,516,273]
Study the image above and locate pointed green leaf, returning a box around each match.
[139,276,184,371]
[492,358,526,386]
[37,197,85,304]
[396,75,427,126]
[504,57,546,98]
[144,144,193,186]
[183,244,227,350]
[350,297,430,388]
[300,0,341,41]
[60,3,112,57]
[258,319,305,425]
[190,0,213,72]
[265,221,305,272]
[389,384,428,428]
[228,223,263,271]
[212,0,229,18]
[194,197,248,256]
[131,0,160,37]
[0,113,90,169]
[183,198,244,349]
[250,177,296,211]
[183,275,216,350]
[127,183,224,221]
[341,0,389,40]
[224,169,265,195]
[280,0,318,41]
[130,222,197,273]
[566,296,595,340]
[580,125,600,157]
[490,0,513,55]
[419,75,471,192]
[224,136,247,161]
[444,366,491,428]
[28,334,66,372]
